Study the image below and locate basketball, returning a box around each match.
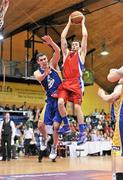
[70,11,83,24]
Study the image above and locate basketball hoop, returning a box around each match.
[0,0,9,29]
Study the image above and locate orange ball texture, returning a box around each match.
[70,11,83,24]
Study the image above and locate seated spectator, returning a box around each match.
[4,104,10,110]
[0,104,4,110]
[11,104,18,111]
[20,102,27,111]
[103,133,110,141]
[86,131,92,141]
[100,109,106,115]
[23,124,34,156]
[14,67,22,77]
[91,129,100,141]
[91,116,99,127]
[97,120,103,131]
[97,113,105,121]
[98,131,105,141]
[109,131,114,142]
[92,108,100,117]
[104,121,110,134]
[85,115,92,124]
[105,113,111,121]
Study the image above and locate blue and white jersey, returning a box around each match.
[39,67,62,98]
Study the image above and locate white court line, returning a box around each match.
[0,172,67,179]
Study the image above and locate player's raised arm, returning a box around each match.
[80,15,88,62]
[61,16,71,61]
[42,35,60,69]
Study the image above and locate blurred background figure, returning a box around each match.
[0,112,16,161]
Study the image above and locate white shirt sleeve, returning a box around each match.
[10,121,16,139]
[0,121,3,139]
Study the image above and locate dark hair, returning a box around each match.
[72,39,81,46]
[36,53,47,61]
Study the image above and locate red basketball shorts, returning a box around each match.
[58,79,82,105]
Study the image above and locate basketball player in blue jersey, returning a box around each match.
[34,35,69,160]
[98,66,123,180]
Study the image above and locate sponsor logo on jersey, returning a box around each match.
[47,75,55,89]
[112,146,120,151]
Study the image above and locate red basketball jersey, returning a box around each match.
[63,51,84,80]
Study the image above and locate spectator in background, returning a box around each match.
[105,113,111,122]
[97,120,103,132]
[85,115,92,124]
[30,49,39,75]
[92,108,100,117]
[32,106,38,120]
[91,116,98,128]
[0,112,16,161]
[91,129,100,141]
[0,104,4,110]
[14,67,22,77]
[11,104,18,111]
[104,121,110,134]
[13,123,23,158]
[99,131,105,141]
[85,128,92,141]
[100,109,106,115]
[20,102,27,111]
[23,124,34,156]
[4,104,10,110]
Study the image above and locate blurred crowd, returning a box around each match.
[0,102,114,160]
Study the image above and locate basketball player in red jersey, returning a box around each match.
[58,14,88,144]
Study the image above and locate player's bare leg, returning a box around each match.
[49,122,60,161]
[58,98,70,134]
[74,104,86,145]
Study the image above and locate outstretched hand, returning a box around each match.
[42,35,53,45]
